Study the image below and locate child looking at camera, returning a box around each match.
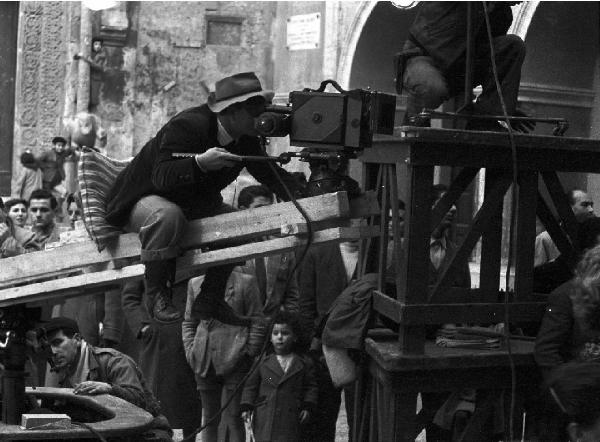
[240,311,317,442]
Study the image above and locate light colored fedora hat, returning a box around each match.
[207,72,274,113]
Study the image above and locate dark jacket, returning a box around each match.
[535,280,600,380]
[406,2,514,72]
[121,279,202,432]
[47,344,162,417]
[298,243,351,340]
[238,253,300,317]
[241,353,318,442]
[106,104,302,227]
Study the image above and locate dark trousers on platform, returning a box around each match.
[403,34,526,118]
[124,194,237,309]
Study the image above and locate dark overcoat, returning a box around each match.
[241,353,318,442]
[105,104,301,227]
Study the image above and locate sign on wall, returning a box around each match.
[286,12,321,51]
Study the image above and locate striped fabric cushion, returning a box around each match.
[78,150,130,251]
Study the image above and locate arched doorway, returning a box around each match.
[344,1,600,267]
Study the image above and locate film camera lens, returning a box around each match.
[255,112,291,137]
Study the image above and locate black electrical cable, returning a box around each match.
[181,137,315,442]
[481,2,518,440]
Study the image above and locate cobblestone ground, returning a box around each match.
[174,391,425,441]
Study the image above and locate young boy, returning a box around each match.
[241,311,317,442]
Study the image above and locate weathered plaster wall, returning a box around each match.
[120,1,276,158]
[12,1,69,192]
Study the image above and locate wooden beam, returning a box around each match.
[536,193,575,267]
[0,226,379,306]
[0,192,351,287]
[373,290,546,325]
[541,171,579,247]
[397,302,546,325]
[431,167,480,232]
[429,175,512,303]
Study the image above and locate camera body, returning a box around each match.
[256,82,396,151]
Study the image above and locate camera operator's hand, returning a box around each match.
[0,223,11,244]
[195,147,242,171]
[509,109,536,133]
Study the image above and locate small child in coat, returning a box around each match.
[241,311,317,442]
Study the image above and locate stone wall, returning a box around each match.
[105,1,277,159]
[12,1,69,192]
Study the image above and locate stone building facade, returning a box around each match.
[3,1,600,213]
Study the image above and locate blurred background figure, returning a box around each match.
[539,361,600,442]
[12,150,42,202]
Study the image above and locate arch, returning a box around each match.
[337,2,541,92]
[336,1,377,89]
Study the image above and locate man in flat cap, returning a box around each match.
[105,72,304,324]
[41,317,172,441]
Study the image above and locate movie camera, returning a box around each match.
[255,79,396,152]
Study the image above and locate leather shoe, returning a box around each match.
[152,293,182,324]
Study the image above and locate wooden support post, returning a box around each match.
[514,171,538,298]
[479,169,505,302]
[398,163,433,354]
[377,166,390,291]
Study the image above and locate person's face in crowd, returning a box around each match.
[221,96,268,139]
[572,191,594,223]
[92,40,102,53]
[53,142,66,154]
[8,203,27,228]
[271,323,295,356]
[29,198,54,230]
[48,330,80,370]
[67,201,81,229]
[246,196,273,209]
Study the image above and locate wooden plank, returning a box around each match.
[541,171,579,247]
[431,167,480,232]
[372,290,402,323]
[536,193,575,267]
[0,265,145,307]
[372,291,546,325]
[0,192,350,287]
[0,226,379,306]
[398,302,546,325]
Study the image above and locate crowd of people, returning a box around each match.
[3,0,600,433]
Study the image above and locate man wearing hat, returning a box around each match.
[41,317,172,441]
[105,72,304,324]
